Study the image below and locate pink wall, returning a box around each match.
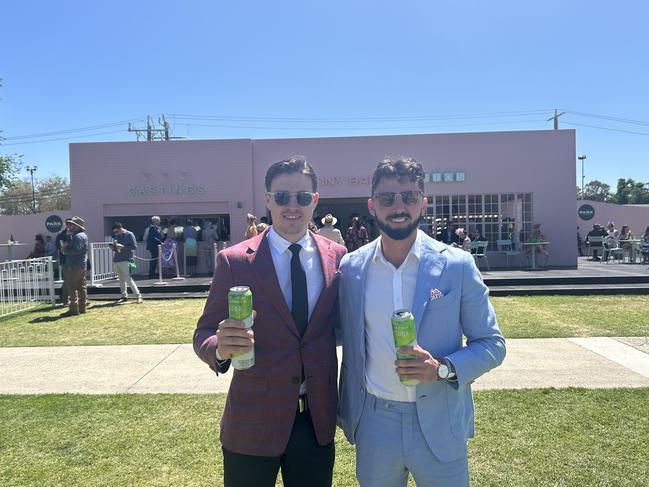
[253,130,576,266]
[69,139,254,242]
[0,210,73,260]
[577,201,649,236]
[2,129,578,267]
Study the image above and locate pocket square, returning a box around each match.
[429,288,444,301]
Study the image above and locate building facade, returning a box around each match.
[2,129,581,268]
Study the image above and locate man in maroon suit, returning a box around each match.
[194,156,346,487]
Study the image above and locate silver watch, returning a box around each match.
[437,359,456,380]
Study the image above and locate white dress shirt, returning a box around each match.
[267,227,324,395]
[364,230,423,402]
[267,227,324,321]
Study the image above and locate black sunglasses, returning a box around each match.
[373,191,422,207]
[267,191,314,207]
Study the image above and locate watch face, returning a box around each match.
[437,364,449,379]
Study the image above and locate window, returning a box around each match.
[424,193,533,250]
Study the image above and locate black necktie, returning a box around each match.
[289,243,308,336]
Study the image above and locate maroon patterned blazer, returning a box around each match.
[194,229,346,457]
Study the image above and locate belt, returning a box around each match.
[298,395,308,413]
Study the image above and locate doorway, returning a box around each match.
[315,197,378,241]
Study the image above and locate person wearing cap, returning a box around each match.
[318,214,345,246]
[60,216,88,316]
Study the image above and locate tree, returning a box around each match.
[0,176,70,215]
[37,175,71,212]
[582,180,612,202]
[615,178,649,205]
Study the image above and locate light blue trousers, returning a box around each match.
[356,394,469,487]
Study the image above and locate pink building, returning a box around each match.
[577,201,649,238]
[2,129,581,268]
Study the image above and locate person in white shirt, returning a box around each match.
[318,213,345,246]
[337,158,506,487]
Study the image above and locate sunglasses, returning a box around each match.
[267,191,314,206]
[373,191,423,207]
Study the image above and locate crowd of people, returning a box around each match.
[583,221,649,262]
[242,210,375,254]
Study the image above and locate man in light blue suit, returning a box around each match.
[337,158,506,486]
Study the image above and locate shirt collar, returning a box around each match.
[373,229,423,266]
[268,227,314,255]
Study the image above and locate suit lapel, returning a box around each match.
[412,236,448,331]
[354,240,379,360]
[305,233,338,337]
[250,231,299,337]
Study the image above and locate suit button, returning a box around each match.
[291,376,300,385]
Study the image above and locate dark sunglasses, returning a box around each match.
[267,191,314,206]
[373,191,422,207]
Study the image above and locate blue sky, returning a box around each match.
[1,1,648,190]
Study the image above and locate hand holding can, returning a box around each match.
[391,309,420,386]
[228,286,255,370]
[217,318,254,358]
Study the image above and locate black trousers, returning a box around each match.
[148,248,159,277]
[222,409,334,487]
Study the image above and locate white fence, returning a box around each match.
[0,257,56,318]
[90,241,229,286]
[89,242,117,286]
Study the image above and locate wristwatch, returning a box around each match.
[437,359,457,381]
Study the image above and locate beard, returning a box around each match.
[374,212,422,240]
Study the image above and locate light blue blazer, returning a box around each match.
[337,231,506,462]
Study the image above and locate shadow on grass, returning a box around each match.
[26,302,121,323]
[30,315,67,323]
[89,301,125,309]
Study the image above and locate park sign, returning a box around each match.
[45,215,64,233]
[578,204,595,221]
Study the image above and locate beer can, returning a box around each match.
[391,309,419,386]
[228,286,255,370]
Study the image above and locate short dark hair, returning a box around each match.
[371,158,425,196]
[112,222,123,230]
[265,156,317,192]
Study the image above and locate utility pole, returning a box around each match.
[578,155,587,198]
[159,115,170,141]
[547,109,566,130]
[25,164,38,213]
[128,115,180,142]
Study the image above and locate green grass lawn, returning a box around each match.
[0,295,648,347]
[492,295,649,338]
[0,300,204,347]
[1,389,647,486]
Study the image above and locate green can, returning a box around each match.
[228,286,254,370]
[391,309,419,386]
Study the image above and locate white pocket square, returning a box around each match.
[429,288,444,301]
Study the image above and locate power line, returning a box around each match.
[0,187,70,202]
[173,118,550,132]
[2,118,147,141]
[1,130,125,146]
[169,109,551,123]
[3,109,649,148]
[561,110,649,127]
[560,121,649,137]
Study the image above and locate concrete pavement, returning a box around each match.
[1,338,649,395]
